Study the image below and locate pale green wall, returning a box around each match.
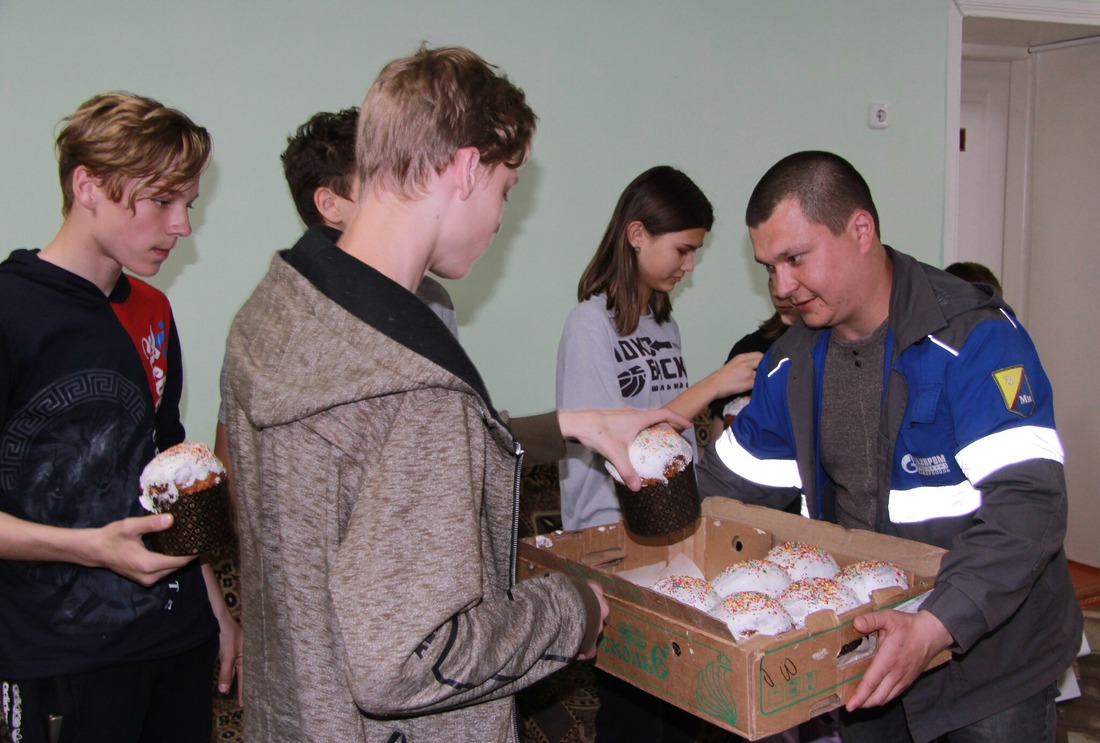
[0,1,950,444]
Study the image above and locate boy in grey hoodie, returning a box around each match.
[224,45,684,742]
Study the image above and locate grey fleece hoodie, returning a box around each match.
[224,227,597,742]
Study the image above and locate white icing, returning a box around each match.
[712,559,792,599]
[605,426,692,484]
[721,397,750,421]
[766,541,840,582]
[779,578,860,629]
[651,575,719,612]
[836,560,910,603]
[709,591,795,641]
[139,441,225,513]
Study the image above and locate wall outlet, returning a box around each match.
[869,103,890,129]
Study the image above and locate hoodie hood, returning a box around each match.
[1,248,133,306]
[886,246,1009,351]
[225,227,495,431]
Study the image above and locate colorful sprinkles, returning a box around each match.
[766,540,841,581]
[651,575,720,611]
[709,590,795,641]
[780,577,860,628]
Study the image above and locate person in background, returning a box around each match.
[223,45,686,742]
[556,165,758,743]
[706,274,799,439]
[213,107,460,510]
[0,92,239,743]
[699,150,1081,743]
[945,260,1002,296]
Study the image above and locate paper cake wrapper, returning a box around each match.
[148,480,234,556]
[614,462,701,537]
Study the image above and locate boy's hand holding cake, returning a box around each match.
[139,441,234,556]
[605,425,700,536]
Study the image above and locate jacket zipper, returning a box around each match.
[509,437,524,743]
[509,439,524,586]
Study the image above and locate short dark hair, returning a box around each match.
[945,261,1002,294]
[281,108,359,226]
[578,165,714,336]
[745,151,881,239]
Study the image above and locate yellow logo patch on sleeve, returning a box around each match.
[993,365,1035,417]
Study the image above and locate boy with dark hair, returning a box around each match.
[213,105,459,505]
[945,260,1003,295]
[281,107,361,228]
[224,46,682,741]
[0,92,239,743]
[280,106,458,333]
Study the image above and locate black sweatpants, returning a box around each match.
[1,636,217,743]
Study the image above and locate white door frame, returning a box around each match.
[958,58,1012,284]
[945,1,1100,307]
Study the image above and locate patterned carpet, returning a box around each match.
[207,539,244,742]
[518,662,600,743]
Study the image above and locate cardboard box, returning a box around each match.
[517,497,948,740]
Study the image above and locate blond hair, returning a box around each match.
[357,45,536,198]
[56,92,212,216]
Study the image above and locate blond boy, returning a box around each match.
[224,46,681,741]
[0,93,239,743]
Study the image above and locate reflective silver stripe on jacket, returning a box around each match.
[714,429,802,488]
[889,480,982,523]
[956,426,1064,484]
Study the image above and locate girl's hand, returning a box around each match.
[710,352,763,398]
[661,351,764,423]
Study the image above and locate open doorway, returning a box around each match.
[949,4,1100,567]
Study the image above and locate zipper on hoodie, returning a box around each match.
[508,440,523,743]
[509,439,524,587]
[477,400,525,588]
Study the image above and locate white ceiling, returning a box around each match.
[963,17,1100,48]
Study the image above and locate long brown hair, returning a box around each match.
[578,166,713,336]
[758,311,787,340]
